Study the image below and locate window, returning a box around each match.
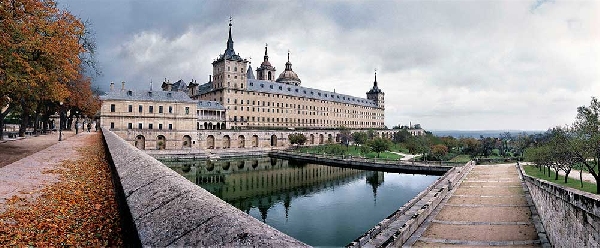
[138,123,142,129]
[110,122,114,129]
[168,106,173,113]
[128,123,132,129]
[138,105,143,113]
[128,105,133,112]
[185,107,190,115]
[168,124,173,130]
[148,124,153,129]
[149,106,154,113]
[159,106,163,113]
[159,124,163,130]
[110,104,115,112]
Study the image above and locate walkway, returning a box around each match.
[0,132,91,211]
[390,152,416,161]
[0,130,76,168]
[408,163,543,247]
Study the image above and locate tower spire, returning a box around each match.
[264,43,269,62]
[226,17,234,53]
[374,69,378,87]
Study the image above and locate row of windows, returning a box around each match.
[227,89,379,110]
[229,116,380,126]
[224,98,380,116]
[108,122,174,130]
[110,104,190,115]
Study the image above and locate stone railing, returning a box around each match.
[520,165,599,247]
[102,128,307,247]
[348,161,475,247]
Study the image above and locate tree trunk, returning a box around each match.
[554,168,559,180]
[0,117,3,141]
[564,169,570,183]
[579,169,583,188]
[18,110,29,137]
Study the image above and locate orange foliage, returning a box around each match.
[0,0,86,111]
[67,74,101,117]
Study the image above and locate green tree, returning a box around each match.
[393,129,410,143]
[572,97,600,193]
[288,133,307,145]
[368,137,391,158]
[338,126,352,146]
[352,131,368,146]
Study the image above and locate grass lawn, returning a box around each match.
[449,154,472,163]
[297,145,403,160]
[523,165,598,194]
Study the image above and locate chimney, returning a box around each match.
[110,82,114,91]
[121,81,125,91]
[209,75,212,82]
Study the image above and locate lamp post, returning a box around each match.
[58,101,63,141]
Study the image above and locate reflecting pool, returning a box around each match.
[161,157,439,247]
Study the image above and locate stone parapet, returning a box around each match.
[101,128,307,247]
[348,161,475,247]
[520,165,600,247]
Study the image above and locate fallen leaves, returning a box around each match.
[0,133,123,246]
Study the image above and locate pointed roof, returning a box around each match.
[367,71,383,94]
[247,64,255,80]
[258,44,275,70]
[214,18,243,63]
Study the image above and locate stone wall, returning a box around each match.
[102,128,307,247]
[520,166,600,247]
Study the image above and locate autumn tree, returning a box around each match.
[430,144,449,161]
[0,0,96,138]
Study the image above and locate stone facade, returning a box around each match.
[522,169,600,247]
[98,21,428,151]
[189,21,385,130]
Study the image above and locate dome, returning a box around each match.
[276,54,301,86]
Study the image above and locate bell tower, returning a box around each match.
[366,70,385,109]
[256,44,277,81]
[211,18,248,90]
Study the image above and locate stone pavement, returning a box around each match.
[0,132,93,212]
[0,130,77,168]
[408,164,544,247]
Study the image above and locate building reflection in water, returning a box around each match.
[163,157,385,222]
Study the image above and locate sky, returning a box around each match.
[59,0,599,131]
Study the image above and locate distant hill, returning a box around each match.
[429,130,544,139]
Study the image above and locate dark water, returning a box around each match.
[161,157,439,247]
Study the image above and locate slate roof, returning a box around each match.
[100,89,197,103]
[197,100,226,110]
[172,79,188,91]
[247,79,378,108]
[247,65,255,80]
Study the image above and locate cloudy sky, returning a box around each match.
[60,0,599,131]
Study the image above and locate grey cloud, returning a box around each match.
[58,0,599,130]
